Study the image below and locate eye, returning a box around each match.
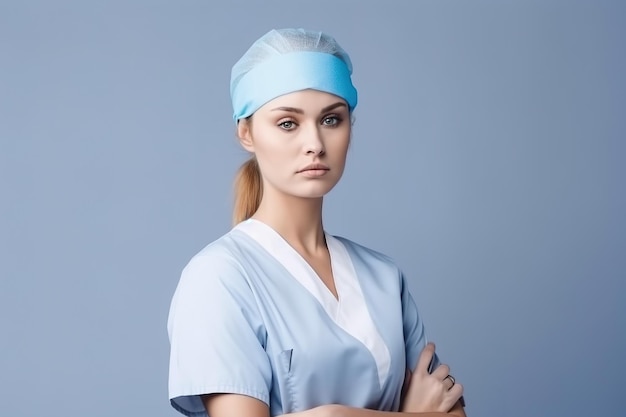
[321,115,342,126]
[277,120,297,130]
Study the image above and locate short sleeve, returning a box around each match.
[400,273,440,373]
[167,249,272,417]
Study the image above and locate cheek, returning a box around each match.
[251,127,284,157]
[257,141,293,165]
[252,136,295,176]
[328,131,351,157]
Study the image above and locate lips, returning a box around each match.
[297,163,330,173]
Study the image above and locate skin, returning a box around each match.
[237,89,350,295]
[202,89,466,417]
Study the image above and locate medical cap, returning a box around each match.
[230,28,358,122]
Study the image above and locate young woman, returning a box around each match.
[167,28,466,417]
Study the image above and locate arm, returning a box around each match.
[201,344,465,417]
[202,395,463,417]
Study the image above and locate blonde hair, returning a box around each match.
[232,155,262,225]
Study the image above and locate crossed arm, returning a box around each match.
[202,343,466,417]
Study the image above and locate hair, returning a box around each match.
[232,118,262,225]
[232,156,262,225]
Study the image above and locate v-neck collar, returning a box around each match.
[236,218,341,317]
[234,218,392,388]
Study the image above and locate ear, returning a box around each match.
[237,119,255,152]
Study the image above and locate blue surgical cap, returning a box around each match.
[230,28,358,122]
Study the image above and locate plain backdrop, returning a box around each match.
[1,1,625,416]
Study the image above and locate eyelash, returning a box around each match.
[277,114,343,130]
[278,120,297,130]
[322,115,343,126]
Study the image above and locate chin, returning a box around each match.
[294,184,338,199]
[271,176,342,199]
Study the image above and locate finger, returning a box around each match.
[401,368,412,400]
[440,384,464,412]
[404,368,412,384]
[415,342,436,375]
[442,374,455,391]
[432,363,450,379]
[447,383,464,402]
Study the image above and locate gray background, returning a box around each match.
[1,1,624,416]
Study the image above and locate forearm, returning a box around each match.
[326,406,452,417]
[204,393,465,417]
[284,402,466,417]
[333,405,465,417]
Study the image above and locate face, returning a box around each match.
[238,89,351,200]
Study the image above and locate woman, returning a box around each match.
[167,28,466,417]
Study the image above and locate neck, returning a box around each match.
[252,188,326,254]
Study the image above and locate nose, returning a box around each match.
[303,124,325,156]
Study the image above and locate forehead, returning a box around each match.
[257,89,348,114]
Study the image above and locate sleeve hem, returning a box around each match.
[170,385,269,416]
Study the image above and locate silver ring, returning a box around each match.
[444,374,455,390]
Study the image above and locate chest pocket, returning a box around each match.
[274,349,296,413]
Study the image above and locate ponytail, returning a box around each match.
[232,157,262,225]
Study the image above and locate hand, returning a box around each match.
[401,343,464,413]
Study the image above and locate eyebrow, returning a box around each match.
[270,102,347,114]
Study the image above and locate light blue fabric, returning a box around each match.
[167,227,435,416]
[230,51,358,121]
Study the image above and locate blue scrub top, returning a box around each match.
[167,219,437,416]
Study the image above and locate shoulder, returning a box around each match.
[177,229,253,291]
[184,232,239,270]
[169,229,262,327]
[330,234,402,274]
